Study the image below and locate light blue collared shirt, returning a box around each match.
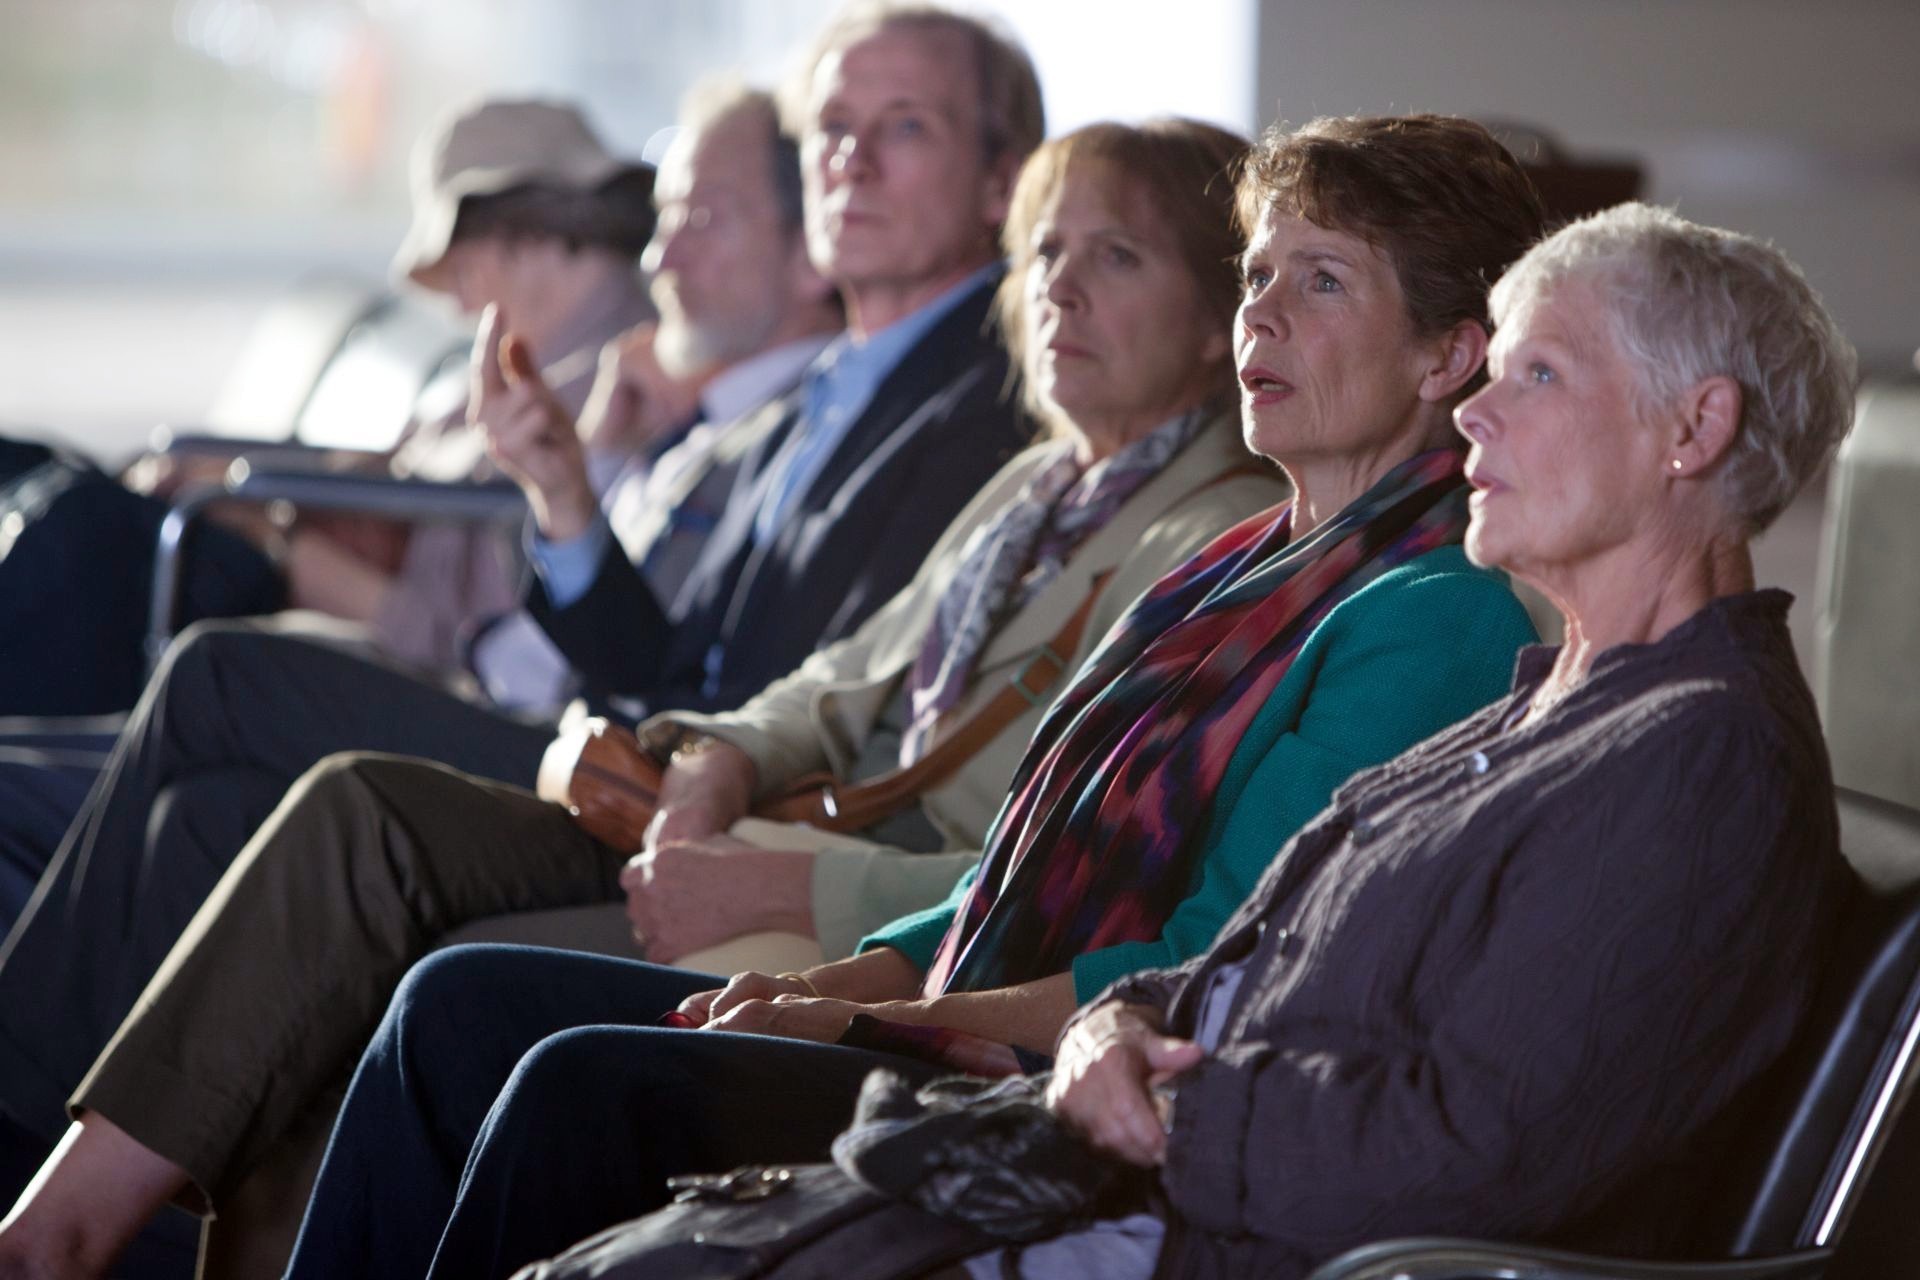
[525,333,837,608]
[750,263,1000,547]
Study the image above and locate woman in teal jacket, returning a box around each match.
[869,547,1528,1013]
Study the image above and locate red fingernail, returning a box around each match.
[658,1011,695,1029]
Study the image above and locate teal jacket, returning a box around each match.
[860,544,1540,1003]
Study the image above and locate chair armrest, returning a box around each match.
[146,467,528,668]
[1303,1238,1831,1280]
[149,429,389,472]
[150,428,297,456]
[220,463,526,523]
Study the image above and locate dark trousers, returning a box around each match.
[0,439,287,718]
[0,619,555,1139]
[69,754,623,1203]
[0,718,117,937]
[287,946,935,1280]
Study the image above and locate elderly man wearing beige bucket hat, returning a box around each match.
[395,98,643,297]
[287,97,660,671]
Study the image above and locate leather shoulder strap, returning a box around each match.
[762,460,1274,833]
[761,573,1107,833]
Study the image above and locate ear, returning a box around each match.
[1415,319,1490,405]
[785,236,838,310]
[1198,322,1233,369]
[1668,375,1743,476]
[979,150,1022,236]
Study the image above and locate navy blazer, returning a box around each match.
[528,276,1029,720]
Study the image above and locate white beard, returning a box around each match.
[652,309,731,380]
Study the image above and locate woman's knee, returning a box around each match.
[381,947,533,1075]
[374,947,595,1130]
[388,945,588,1055]
[392,945,533,1024]
[493,1026,671,1135]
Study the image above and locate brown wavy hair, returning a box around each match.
[997,117,1250,428]
[1237,115,1546,379]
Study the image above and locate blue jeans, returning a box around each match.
[287,945,938,1280]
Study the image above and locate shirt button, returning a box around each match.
[1470,750,1490,774]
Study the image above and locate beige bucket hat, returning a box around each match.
[394,98,631,293]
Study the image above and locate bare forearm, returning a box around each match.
[872,971,1079,1052]
[528,478,597,542]
[653,742,759,838]
[802,947,925,1005]
[724,847,816,938]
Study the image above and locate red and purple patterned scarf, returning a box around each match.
[919,445,1473,999]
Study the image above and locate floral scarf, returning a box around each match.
[920,446,1474,998]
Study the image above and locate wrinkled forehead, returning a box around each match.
[659,110,772,201]
[1242,204,1391,274]
[1028,156,1174,243]
[1491,274,1618,365]
[806,22,980,126]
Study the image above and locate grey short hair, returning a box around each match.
[780,1,1044,171]
[675,77,805,235]
[1491,202,1858,535]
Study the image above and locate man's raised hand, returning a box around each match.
[472,304,597,541]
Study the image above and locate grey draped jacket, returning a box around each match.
[1081,589,1856,1280]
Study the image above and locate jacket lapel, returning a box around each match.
[772,274,1009,533]
[670,395,803,613]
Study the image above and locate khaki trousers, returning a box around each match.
[71,751,625,1215]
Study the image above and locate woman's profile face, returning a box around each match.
[1455,278,1668,582]
[1019,161,1230,445]
[1234,204,1434,466]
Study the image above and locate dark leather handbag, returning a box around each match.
[507,1163,990,1280]
[829,1070,1150,1242]
[510,1070,1149,1280]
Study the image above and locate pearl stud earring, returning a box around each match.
[1670,459,1684,471]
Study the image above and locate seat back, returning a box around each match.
[1723,789,1920,1255]
[293,291,469,453]
[201,274,385,439]
[1817,384,1920,814]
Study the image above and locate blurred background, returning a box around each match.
[0,0,1914,465]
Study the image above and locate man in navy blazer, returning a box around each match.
[489,8,1044,719]
[514,277,1029,718]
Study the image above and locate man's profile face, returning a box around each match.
[644,109,796,376]
[798,24,1008,300]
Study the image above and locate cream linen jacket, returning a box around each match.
[644,408,1289,958]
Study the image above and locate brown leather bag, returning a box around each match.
[537,718,850,852]
[538,582,1109,852]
